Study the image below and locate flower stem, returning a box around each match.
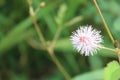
[99,45,120,63]
[93,0,120,63]
[99,45,116,52]
[93,0,114,44]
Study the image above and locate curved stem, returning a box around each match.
[93,0,114,44]
[47,48,71,80]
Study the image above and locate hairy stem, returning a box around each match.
[93,0,120,63]
[27,0,71,79]
[99,45,116,52]
[29,6,46,47]
[93,0,114,44]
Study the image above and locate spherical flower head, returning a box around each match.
[70,25,103,56]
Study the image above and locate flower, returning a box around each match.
[70,25,103,56]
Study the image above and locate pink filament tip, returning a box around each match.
[80,36,90,45]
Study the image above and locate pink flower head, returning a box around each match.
[70,25,103,56]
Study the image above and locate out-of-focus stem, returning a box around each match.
[47,48,71,80]
[64,16,83,28]
[51,27,62,48]
[27,38,45,50]
[93,0,114,44]
[115,48,120,63]
[29,7,46,47]
[27,0,46,47]
[27,0,71,79]
[51,16,83,48]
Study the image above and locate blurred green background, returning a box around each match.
[0,0,120,80]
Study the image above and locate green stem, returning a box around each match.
[99,45,116,52]
[93,0,114,44]
[29,6,46,47]
[27,0,71,79]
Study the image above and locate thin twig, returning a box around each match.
[93,0,114,44]
[51,27,62,48]
[93,0,120,63]
[18,43,28,69]
[27,0,71,79]
[51,16,83,48]
[47,48,71,80]
[27,0,46,47]
[27,38,45,50]
[30,11,46,47]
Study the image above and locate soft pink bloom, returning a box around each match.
[70,25,103,56]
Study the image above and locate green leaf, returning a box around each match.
[55,3,67,25]
[43,14,57,35]
[105,61,120,80]
[72,69,104,80]
[0,15,34,54]
[0,29,34,54]
[0,2,58,54]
